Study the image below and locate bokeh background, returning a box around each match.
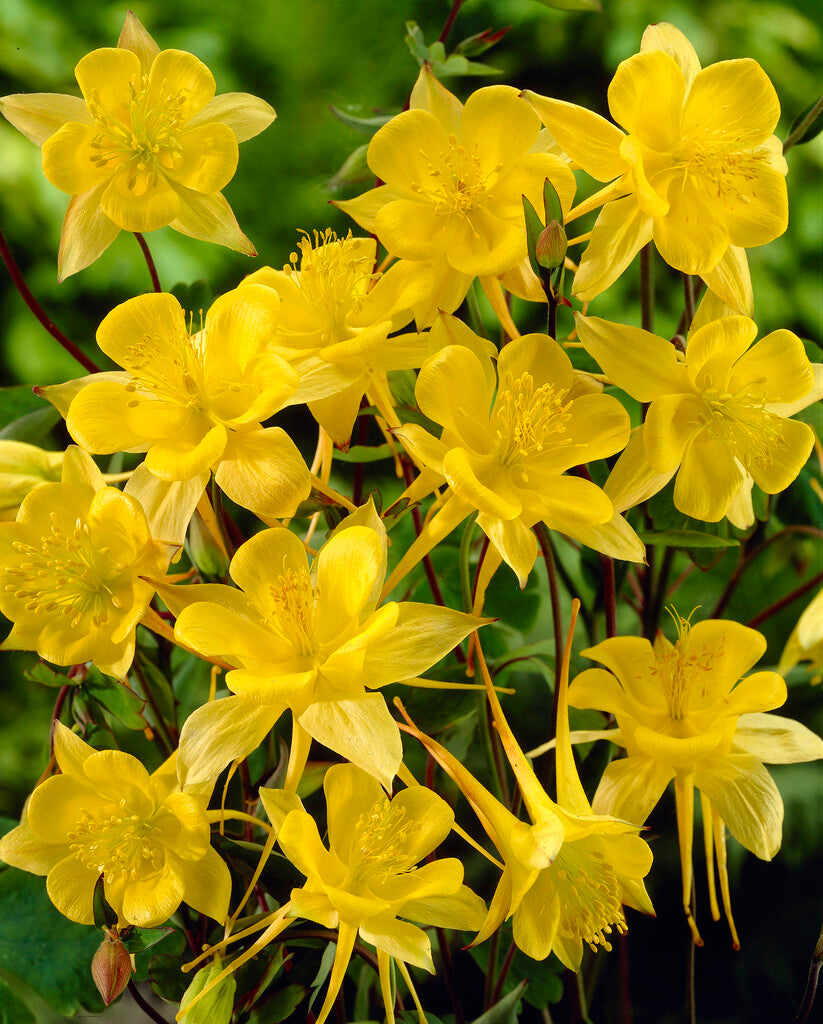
[0,1,821,1022]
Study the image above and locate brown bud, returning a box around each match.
[91,930,132,1006]
[535,220,568,270]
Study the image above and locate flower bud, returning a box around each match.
[0,440,62,521]
[187,510,230,578]
[91,930,132,1006]
[535,220,568,270]
[179,959,236,1024]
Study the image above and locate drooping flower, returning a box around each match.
[38,284,311,541]
[0,447,172,678]
[335,65,576,326]
[399,603,654,967]
[386,331,643,600]
[0,12,276,277]
[162,501,488,790]
[178,763,485,1024]
[0,722,231,928]
[575,312,818,524]
[569,612,823,945]
[0,440,63,520]
[245,229,432,448]
[524,23,788,309]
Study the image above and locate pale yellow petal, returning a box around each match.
[604,427,676,513]
[734,713,823,765]
[673,433,742,521]
[409,65,462,134]
[169,187,256,254]
[214,427,310,518]
[693,753,783,859]
[57,183,121,280]
[591,756,674,825]
[187,92,276,142]
[641,23,701,88]
[573,196,652,302]
[521,92,624,181]
[177,697,281,787]
[700,246,753,316]
[0,93,91,146]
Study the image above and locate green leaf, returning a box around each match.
[82,672,147,730]
[470,981,528,1024]
[332,443,394,464]
[327,143,371,191]
[328,105,395,135]
[639,530,739,549]
[0,868,104,1015]
[522,195,544,278]
[786,96,823,146]
[246,983,307,1024]
[211,835,302,892]
[135,654,176,723]
[170,280,215,321]
[121,925,174,955]
[148,953,189,1003]
[530,0,602,11]
[23,662,80,688]
[542,177,563,226]
[0,405,61,445]
[92,874,118,929]
[0,978,35,1024]
[455,27,511,58]
[404,21,429,65]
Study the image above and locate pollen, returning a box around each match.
[409,136,502,229]
[267,568,318,657]
[698,377,786,471]
[492,371,574,466]
[349,795,414,884]
[674,129,766,207]
[67,804,164,883]
[552,839,627,952]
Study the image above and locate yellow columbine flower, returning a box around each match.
[0,440,63,520]
[39,284,310,540]
[0,12,275,277]
[400,604,654,968]
[0,447,171,679]
[569,612,823,945]
[0,722,231,928]
[179,763,485,1024]
[524,23,788,308]
[387,331,642,599]
[575,313,818,524]
[245,229,432,448]
[335,66,576,323]
[161,501,488,790]
[778,590,823,685]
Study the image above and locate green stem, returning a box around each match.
[784,94,823,153]
[459,513,479,613]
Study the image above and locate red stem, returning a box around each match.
[134,232,161,292]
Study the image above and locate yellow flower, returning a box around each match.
[0,722,231,928]
[245,229,433,447]
[387,331,642,598]
[778,590,823,685]
[524,23,788,308]
[576,313,818,524]
[0,12,275,277]
[400,604,654,968]
[179,763,485,1024]
[161,501,488,790]
[569,612,823,945]
[39,284,310,540]
[0,447,171,678]
[0,440,63,520]
[335,66,576,321]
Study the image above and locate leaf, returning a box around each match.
[0,978,35,1024]
[469,941,562,1008]
[470,981,528,1024]
[523,195,545,278]
[542,177,563,226]
[786,96,823,146]
[455,27,512,58]
[135,654,176,723]
[0,405,61,445]
[639,530,739,549]
[92,874,118,929]
[82,672,147,730]
[0,867,104,1016]
[23,662,80,688]
[246,983,307,1023]
[404,21,429,65]
[328,105,395,135]
[148,952,189,1003]
[121,925,174,955]
[530,0,602,11]
[327,143,371,191]
[210,835,302,892]
[332,444,394,464]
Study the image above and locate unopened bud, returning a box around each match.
[179,959,236,1024]
[535,220,568,270]
[91,930,132,1006]
[186,510,229,578]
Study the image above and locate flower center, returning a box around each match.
[697,378,786,472]
[2,512,128,629]
[87,75,188,194]
[410,135,502,224]
[493,371,573,467]
[349,795,413,884]
[68,804,164,883]
[552,839,627,952]
[654,611,716,720]
[673,134,766,208]
[283,230,377,345]
[267,568,317,657]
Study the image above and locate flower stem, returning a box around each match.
[793,920,823,1023]
[134,232,161,292]
[599,554,617,638]
[128,979,170,1024]
[640,243,654,333]
[682,273,696,331]
[0,224,100,373]
[491,941,517,1006]
[438,0,468,43]
[747,570,823,630]
[459,513,478,613]
[784,94,823,153]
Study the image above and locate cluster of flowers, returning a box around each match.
[0,13,820,1022]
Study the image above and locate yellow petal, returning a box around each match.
[188,92,276,142]
[734,713,823,765]
[214,427,310,518]
[277,809,345,885]
[684,59,780,144]
[145,422,227,481]
[741,417,813,495]
[166,123,238,193]
[578,637,666,711]
[726,672,786,715]
[685,315,757,389]
[229,526,307,610]
[401,884,487,930]
[122,862,185,926]
[591,756,674,825]
[0,822,64,875]
[54,182,119,279]
[0,93,91,146]
[673,432,742,521]
[169,186,256,254]
[123,464,205,547]
[179,845,231,922]
[101,164,180,232]
[331,184,403,234]
[476,513,537,589]
[573,195,652,301]
[415,345,493,451]
[117,11,159,75]
[367,108,450,194]
[204,283,281,368]
[373,198,451,261]
[693,753,783,859]
[641,23,701,89]
[460,85,540,172]
[75,47,139,112]
[41,122,111,194]
[604,426,676,513]
[633,725,721,768]
[729,329,814,405]
[409,64,462,134]
[700,245,753,316]
[521,92,624,181]
[644,393,704,473]
[444,448,521,519]
[608,50,685,151]
[46,855,98,924]
[175,602,291,669]
[315,526,384,631]
[323,763,382,862]
[359,916,434,972]
[145,49,215,121]
[177,696,281,787]
[652,184,729,275]
[683,621,766,702]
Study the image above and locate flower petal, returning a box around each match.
[521,92,625,181]
[101,165,181,232]
[694,753,783,859]
[169,187,256,254]
[673,433,742,521]
[214,427,310,519]
[644,394,704,473]
[41,122,111,194]
[608,50,685,151]
[359,916,434,972]
[57,183,121,280]
[734,713,823,764]
[729,329,814,406]
[145,49,216,122]
[177,696,281,787]
[0,93,91,145]
[604,426,676,513]
[573,196,652,301]
[46,855,98,924]
[165,122,238,193]
[180,846,232,922]
[592,755,675,825]
[641,23,701,89]
[187,91,276,142]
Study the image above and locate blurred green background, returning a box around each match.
[0,1,821,1022]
